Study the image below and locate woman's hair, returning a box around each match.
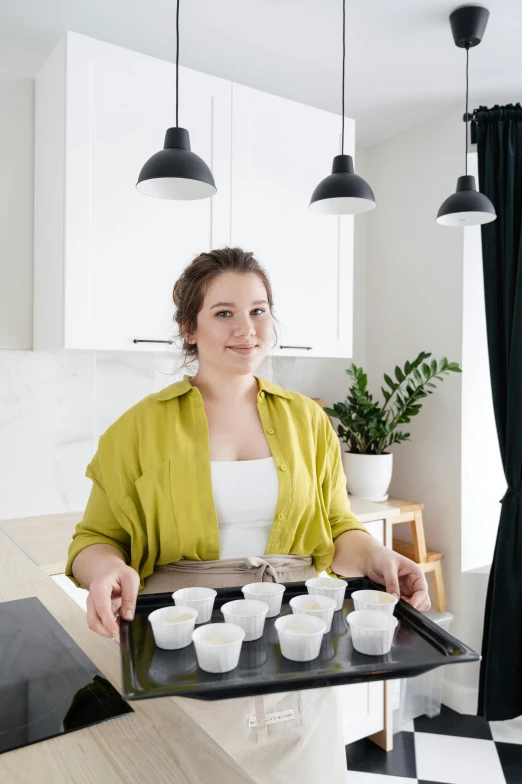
[172,247,279,372]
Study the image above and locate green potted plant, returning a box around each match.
[323,351,462,501]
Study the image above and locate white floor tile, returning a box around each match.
[52,573,88,612]
[414,731,505,784]
[345,772,417,784]
[490,714,522,745]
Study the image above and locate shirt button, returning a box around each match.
[280,464,287,471]
[267,428,275,435]
[277,512,285,521]
[259,391,266,399]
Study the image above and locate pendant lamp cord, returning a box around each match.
[341,0,346,155]
[465,43,469,176]
[175,0,180,127]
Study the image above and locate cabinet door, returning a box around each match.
[338,681,384,744]
[335,518,386,743]
[65,33,230,350]
[229,83,354,358]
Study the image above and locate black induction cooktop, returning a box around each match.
[0,597,133,755]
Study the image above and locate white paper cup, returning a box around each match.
[274,614,326,661]
[351,589,398,616]
[172,587,217,624]
[289,594,337,633]
[221,599,269,641]
[192,623,245,673]
[148,605,198,650]
[346,609,398,655]
[241,583,285,618]
[305,577,348,611]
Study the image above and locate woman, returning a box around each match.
[66,247,430,784]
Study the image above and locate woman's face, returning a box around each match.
[187,272,274,375]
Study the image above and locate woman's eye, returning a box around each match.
[216,309,265,318]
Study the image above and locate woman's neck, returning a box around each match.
[190,369,259,406]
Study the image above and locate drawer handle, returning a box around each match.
[133,339,174,344]
[279,345,313,350]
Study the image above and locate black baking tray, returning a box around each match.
[119,577,480,701]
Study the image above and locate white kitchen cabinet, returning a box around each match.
[34,32,231,351]
[229,83,355,358]
[34,32,355,355]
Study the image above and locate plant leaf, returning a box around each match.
[395,366,405,383]
[384,373,397,391]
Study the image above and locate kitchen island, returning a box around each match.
[0,529,256,784]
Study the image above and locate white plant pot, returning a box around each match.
[341,451,393,502]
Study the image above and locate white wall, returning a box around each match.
[365,107,465,612]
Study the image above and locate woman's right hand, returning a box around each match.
[86,563,140,642]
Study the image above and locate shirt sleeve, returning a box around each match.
[321,410,372,540]
[65,452,131,588]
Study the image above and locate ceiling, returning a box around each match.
[0,0,519,146]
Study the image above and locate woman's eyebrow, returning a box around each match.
[210,300,268,309]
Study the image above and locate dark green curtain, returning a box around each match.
[475,104,522,721]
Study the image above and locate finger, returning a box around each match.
[380,559,401,600]
[119,570,140,621]
[86,594,116,639]
[91,583,120,638]
[404,590,429,610]
[111,596,122,615]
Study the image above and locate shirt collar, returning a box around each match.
[157,374,293,401]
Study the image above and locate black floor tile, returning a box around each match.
[414,704,493,740]
[495,741,522,784]
[345,731,416,778]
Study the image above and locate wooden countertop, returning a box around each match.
[0,530,255,784]
[0,499,401,576]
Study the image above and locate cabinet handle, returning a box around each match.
[279,345,313,350]
[133,339,174,344]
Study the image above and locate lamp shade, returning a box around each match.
[309,155,376,215]
[436,175,496,226]
[136,127,216,200]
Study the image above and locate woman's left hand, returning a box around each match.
[365,545,431,611]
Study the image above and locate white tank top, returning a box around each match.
[210,457,279,558]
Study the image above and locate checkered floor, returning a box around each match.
[345,705,522,784]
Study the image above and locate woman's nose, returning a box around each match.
[233,319,256,337]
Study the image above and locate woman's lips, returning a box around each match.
[227,345,258,354]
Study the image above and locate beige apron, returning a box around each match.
[139,556,348,784]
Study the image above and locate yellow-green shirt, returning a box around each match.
[66,375,369,590]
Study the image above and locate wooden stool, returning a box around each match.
[387,497,447,613]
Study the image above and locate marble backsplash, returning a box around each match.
[0,350,354,520]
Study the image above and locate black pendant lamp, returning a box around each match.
[136,0,216,200]
[310,0,375,215]
[437,6,495,226]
